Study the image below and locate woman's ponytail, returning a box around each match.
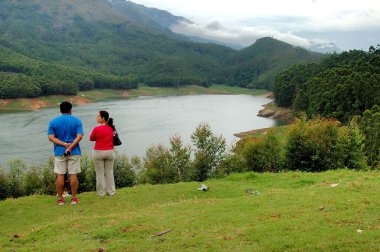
[99,110,116,131]
[108,117,115,131]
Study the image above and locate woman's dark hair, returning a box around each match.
[99,110,115,130]
[60,101,72,114]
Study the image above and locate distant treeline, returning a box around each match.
[273,46,380,122]
[0,46,138,98]
[0,37,321,99]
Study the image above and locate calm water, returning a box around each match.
[0,95,277,168]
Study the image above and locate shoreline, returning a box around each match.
[0,85,269,113]
[234,101,294,138]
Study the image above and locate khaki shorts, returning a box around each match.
[54,155,81,175]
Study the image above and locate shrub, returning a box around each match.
[191,123,226,181]
[169,135,193,182]
[143,145,175,184]
[24,167,44,195]
[40,159,56,195]
[339,119,367,170]
[214,153,246,178]
[0,168,9,200]
[284,116,367,172]
[77,154,96,193]
[7,160,26,198]
[130,155,144,184]
[358,105,380,168]
[114,154,136,188]
[243,132,283,172]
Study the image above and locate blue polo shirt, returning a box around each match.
[47,114,84,156]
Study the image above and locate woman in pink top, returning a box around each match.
[90,110,116,196]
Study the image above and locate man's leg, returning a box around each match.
[54,156,68,201]
[67,155,81,203]
[56,174,65,198]
[69,174,78,198]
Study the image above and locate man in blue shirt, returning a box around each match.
[48,101,84,205]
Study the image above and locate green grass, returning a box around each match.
[1,170,379,251]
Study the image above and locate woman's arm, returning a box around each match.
[89,128,96,141]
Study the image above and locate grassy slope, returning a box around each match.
[1,170,379,251]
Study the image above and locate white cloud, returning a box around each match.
[171,20,334,50]
[131,0,380,50]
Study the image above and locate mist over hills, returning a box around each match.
[0,0,323,98]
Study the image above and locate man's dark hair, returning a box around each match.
[60,101,72,114]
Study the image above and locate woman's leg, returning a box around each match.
[93,150,106,196]
[104,150,116,196]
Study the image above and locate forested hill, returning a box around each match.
[0,0,322,98]
[227,37,322,89]
[273,47,380,122]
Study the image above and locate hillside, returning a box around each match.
[228,37,323,89]
[0,170,379,251]
[0,0,323,98]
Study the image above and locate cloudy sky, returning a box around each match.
[130,0,380,51]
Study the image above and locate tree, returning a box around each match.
[191,123,226,181]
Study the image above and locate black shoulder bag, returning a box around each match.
[113,129,122,146]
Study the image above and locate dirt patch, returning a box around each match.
[0,99,10,108]
[120,91,130,97]
[234,127,270,138]
[29,99,49,111]
[68,96,91,105]
[0,96,91,112]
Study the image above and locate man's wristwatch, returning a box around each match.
[64,142,68,147]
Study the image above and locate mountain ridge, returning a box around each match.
[0,0,323,98]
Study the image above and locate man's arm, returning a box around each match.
[66,134,83,152]
[48,134,69,148]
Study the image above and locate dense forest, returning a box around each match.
[273,46,380,122]
[0,0,322,98]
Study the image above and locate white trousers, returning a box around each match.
[92,150,116,196]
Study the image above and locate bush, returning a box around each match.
[191,123,226,181]
[243,133,283,172]
[213,153,246,178]
[130,155,144,184]
[143,145,175,184]
[169,135,193,182]
[0,168,9,200]
[359,105,380,168]
[114,154,137,188]
[7,160,26,198]
[24,167,44,195]
[284,116,368,172]
[339,119,367,170]
[77,154,96,193]
[40,159,56,195]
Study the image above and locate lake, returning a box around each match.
[0,95,277,168]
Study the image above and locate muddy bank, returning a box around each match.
[234,101,294,139]
[257,102,294,123]
[234,127,272,138]
[0,96,91,112]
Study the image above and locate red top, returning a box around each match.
[89,125,114,150]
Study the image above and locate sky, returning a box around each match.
[130,0,380,51]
